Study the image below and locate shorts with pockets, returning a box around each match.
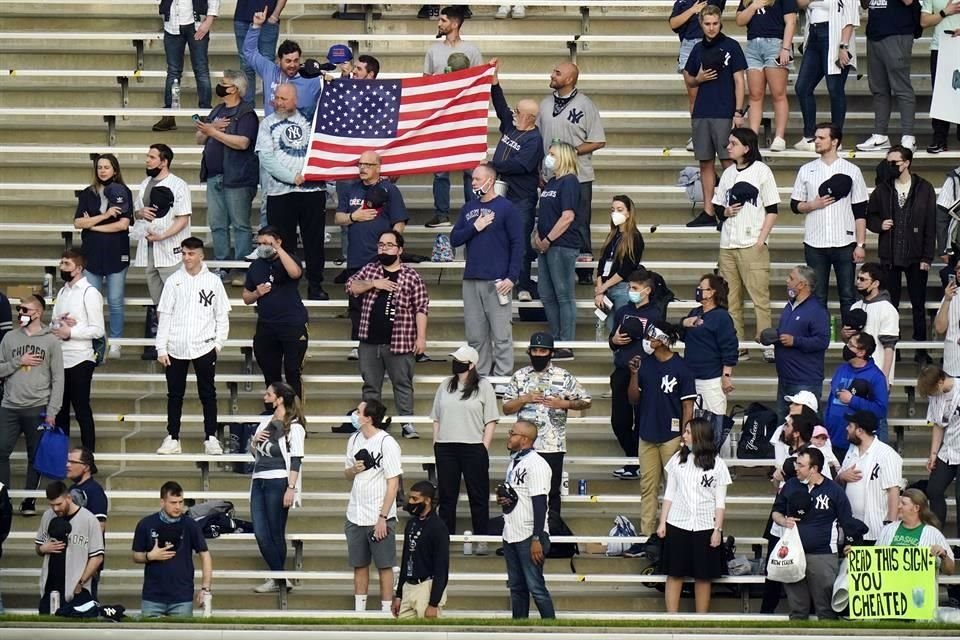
[345,518,397,569]
[692,118,733,161]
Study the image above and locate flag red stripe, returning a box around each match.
[308,127,490,157]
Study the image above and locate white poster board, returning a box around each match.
[930,36,960,125]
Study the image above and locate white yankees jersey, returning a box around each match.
[925,380,960,465]
[663,451,731,532]
[840,437,902,541]
[936,169,959,211]
[345,428,403,526]
[155,264,231,359]
[502,448,552,543]
[712,161,781,249]
[791,157,868,248]
[133,173,192,268]
[942,294,960,377]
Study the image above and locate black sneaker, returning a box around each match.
[686,210,718,228]
[333,269,350,284]
[425,214,451,228]
[20,498,36,516]
[926,141,948,154]
[331,423,357,434]
[141,346,158,361]
[552,348,574,361]
[308,286,330,301]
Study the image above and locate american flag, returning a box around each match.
[302,64,495,181]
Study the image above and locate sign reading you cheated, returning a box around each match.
[848,546,936,619]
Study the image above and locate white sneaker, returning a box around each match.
[769,136,786,152]
[511,4,525,18]
[401,423,420,439]
[157,435,181,455]
[254,579,280,594]
[855,134,891,152]
[108,344,121,358]
[901,135,917,152]
[517,290,532,302]
[685,137,694,152]
[204,436,224,455]
[475,541,490,555]
[348,347,359,361]
[793,137,815,152]
[495,4,510,18]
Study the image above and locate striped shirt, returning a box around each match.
[155,264,231,359]
[663,451,731,532]
[791,157,869,248]
[925,380,960,466]
[802,0,859,76]
[502,448,552,543]
[840,437,903,541]
[346,262,430,355]
[345,429,403,526]
[133,173,192,268]
[712,160,780,249]
[942,294,960,377]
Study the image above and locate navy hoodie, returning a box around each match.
[451,195,525,283]
[774,476,856,555]
[679,306,739,379]
[774,295,830,386]
[823,358,889,444]
[489,84,543,204]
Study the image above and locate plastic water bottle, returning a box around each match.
[595,316,606,342]
[201,590,212,617]
[560,471,570,496]
[42,272,54,299]
[171,79,181,110]
[49,590,60,613]
[463,530,473,556]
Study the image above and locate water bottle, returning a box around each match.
[42,272,54,299]
[201,590,212,617]
[561,471,569,496]
[829,315,838,343]
[595,316,606,342]
[463,530,473,556]
[49,590,60,613]
[171,79,181,110]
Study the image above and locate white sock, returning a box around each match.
[354,595,367,611]
[381,600,392,613]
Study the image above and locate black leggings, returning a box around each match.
[927,458,960,537]
[253,322,308,400]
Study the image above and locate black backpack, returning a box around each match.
[736,402,777,459]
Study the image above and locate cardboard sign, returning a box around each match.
[931,36,960,126]
[847,546,936,620]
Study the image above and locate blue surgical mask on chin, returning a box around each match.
[158,510,181,524]
[350,412,361,430]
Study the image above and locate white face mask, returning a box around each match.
[611,211,627,227]
[543,155,557,171]
[19,314,31,327]
[642,339,654,355]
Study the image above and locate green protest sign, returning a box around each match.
[848,545,936,620]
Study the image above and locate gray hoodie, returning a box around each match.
[0,325,64,415]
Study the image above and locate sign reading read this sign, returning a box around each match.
[847,545,936,620]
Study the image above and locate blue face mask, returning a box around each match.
[158,510,181,524]
[350,411,361,430]
[628,290,643,304]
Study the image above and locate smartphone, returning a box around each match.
[191,114,201,122]
[950,274,957,287]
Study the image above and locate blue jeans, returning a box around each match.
[206,174,255,261]
[250,477,290,572]
[604,281,630,331]
[234,20,280,105]
[514,195,538,293]
[163,24,212,109]
[503,535,556,619]
[777,380,823,423]
[803,243,856,316]
[85,269,127,338]
[794,23,850,138]
[538,246,579,341]
[141,599,193,618]
[433,171,473,217]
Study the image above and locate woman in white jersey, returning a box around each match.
[917,364,960,536]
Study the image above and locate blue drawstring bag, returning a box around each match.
[34,423,69,480]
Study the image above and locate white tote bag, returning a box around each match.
[766,525,807,583]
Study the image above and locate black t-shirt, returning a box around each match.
[865,0,917,40]
[738,0,798,40]
[244,256,308,327]
[364,270,400,345]
[44,509,79,596]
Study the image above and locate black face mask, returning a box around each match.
[145,166,162,178]
[377,253,398,266]
[96,176,113,186]
[529,354,551,371]
[60,269,74,283]
[855,285,870,297]
[215,84,231,98]
[842,346,858,362]
[452,360,470,375]
[404,501,426,517]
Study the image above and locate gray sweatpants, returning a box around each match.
[463,279,514,376]
[867,34,916,136]
[784,553,840,620]
[0,405,45,490]
[146,249,181,305]
[357,343,415,418]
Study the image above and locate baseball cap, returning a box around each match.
[849,378,873,399]
[149,185,175,218]
[528,332,555,350]
[445,52,471,72]
[812,425,830,440]
[364,183,389,209]
[842,308,867,332]
[48,516,73,542]
[299,59,326,79]
[818,174,853,200]
[327,43,353,64]
[787,490,812,518]
[700,46,727,73]
[450,345,479,364]
[728,181,760,207]
[844,409,878,434]
[103,183,131,216]
[784,390,818,412]
[759,327,780,346]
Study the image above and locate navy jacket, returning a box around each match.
[489,84,543,204]
[451,195,525,283]
[679,306,739,379]
[774,477,856,555]
[774,295,830,386]
[200,101,260,189]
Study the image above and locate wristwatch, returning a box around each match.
[856,243,865,249]
[940,9,947,17]
[838,43,849,50]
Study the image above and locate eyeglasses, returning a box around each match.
[377,242,398,249]
[357,162,379,168]
[67,459,86,466]
[696,287,712,292]
[856,276,872,282]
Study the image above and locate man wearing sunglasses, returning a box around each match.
[0,294,64,516]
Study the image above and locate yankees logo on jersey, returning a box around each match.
[661,374,678,394]
[513,467,528,486]
[700,474,715,488]
[198,289,215,307]
[870,463,880,480]
[815,494,831,510]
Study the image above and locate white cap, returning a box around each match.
[784,390,818,412]
[450,345,480,365]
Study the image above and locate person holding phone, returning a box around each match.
[608,270,662,480]
[594,195,645,331]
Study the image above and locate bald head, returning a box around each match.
[507,420,539,452]
[515,98,539,131]
[549,62,579,93]
[273,84,298,116]
[358,150,382,183]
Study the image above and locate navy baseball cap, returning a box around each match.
[818,174,853,200]
[149,185,174,218]
[728,181,759,207]
[103,183,131,216]
[327,43,353,64]
[528,332,554,350]
[844,409,877,434]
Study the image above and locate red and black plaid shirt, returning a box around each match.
[346,262,430,354]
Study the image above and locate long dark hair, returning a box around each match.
[678,417,717,471]
[91,153,126,190]
[447,367,481,400]
[271,382,306,437]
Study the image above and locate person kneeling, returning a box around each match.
[392,481,450,619]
